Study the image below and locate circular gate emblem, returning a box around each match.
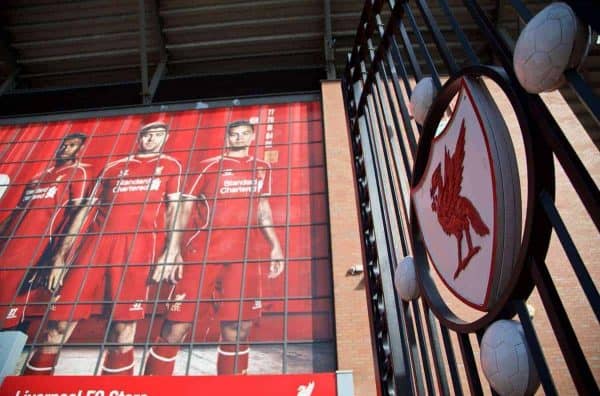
[411,66,527,329]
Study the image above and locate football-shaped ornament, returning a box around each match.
[480,320,540,396]
[513,2,591,93]
[394,256,419,301]
[410,77,437,126]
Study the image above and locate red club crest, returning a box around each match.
[412,77,521,311]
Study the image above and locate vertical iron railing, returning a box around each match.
[342,0,599,395]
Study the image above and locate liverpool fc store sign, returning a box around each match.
[1,373,336,396]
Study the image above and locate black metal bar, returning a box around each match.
[422,301,451,395]
[389,36,414,97]
[346,0,387,79]
[397,21,423,81]
[414,0,459,75]
[380,49,417,175]
[508,0,600,126]
[462,0,513,74]
[530,258,599,394]
[513,299,559,395]
[529,99,600,232]
[349,68,415,393]
[506,0,533,21]
[411,303,435,395]
[539,190,600,322]
[362,64,409,256]
[440,326,464,396]
[359,105,415,394]
[564,69,600,127]
[353,2,406,124]
[360,72,409,257]
[386,39,419,154]
[457,333,484,396]
[463,0,600,232]
[403,302,427,395]
[402,2,442,88]
[436,0,479,66]
[350,33,369,86]
[367,39,414,184]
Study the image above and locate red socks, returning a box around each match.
[23,343,250,376]
[101,349,134,375]
[143,337,180,375]
[23,351,57,375]
[217,344,249,375]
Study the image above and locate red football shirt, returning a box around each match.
[0,161,93,267]
[183,155,271,257]
[94,154,182,232]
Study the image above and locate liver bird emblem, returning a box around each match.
[297,381,315,396]
[430,120,490,279]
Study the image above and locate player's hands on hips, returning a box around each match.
[268,245,284,279]
[47,255,68,292]
[152,251,184,283]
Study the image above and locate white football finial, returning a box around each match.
[394,256,419,301]
[410,77,438,126]
[480,320,540,396]
[513,2,591,93]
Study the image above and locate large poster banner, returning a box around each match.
[0,101,333,376]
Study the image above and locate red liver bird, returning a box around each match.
[430,120,490,279]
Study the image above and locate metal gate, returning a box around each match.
[342,0,599,394]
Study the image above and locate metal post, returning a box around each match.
[0,69,19,96]
[139,0,150,104]
[324,0,336,79]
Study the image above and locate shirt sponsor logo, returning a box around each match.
[23,185,58,201]
[220,178,263,194]
[112,177,162,193]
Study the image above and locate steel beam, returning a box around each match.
[168,48,317,65]
[160,0,306,16]
[145,0,168,104]
[324,0,336,79]
[139,0,150,104]
[0,69,19,96]
[165,33,321,50]
[164,15,321,33]
[148,57,167,103]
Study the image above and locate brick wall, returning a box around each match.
[321,80,379,396]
